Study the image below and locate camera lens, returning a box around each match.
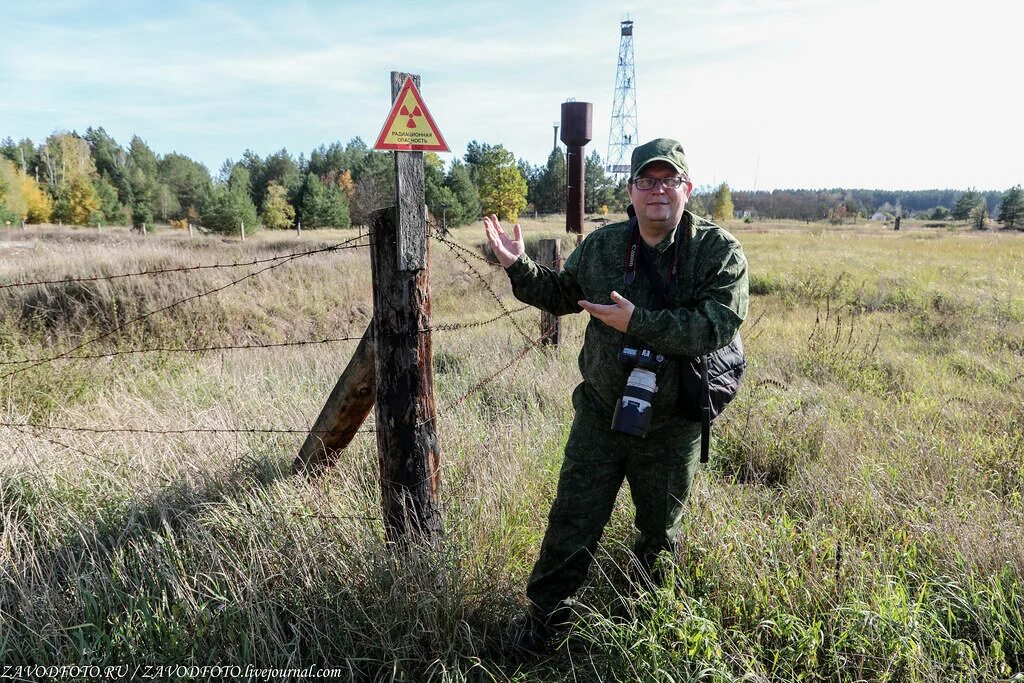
[612,368,657,437]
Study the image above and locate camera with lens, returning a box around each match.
[611,346,667,437]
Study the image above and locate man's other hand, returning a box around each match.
[483,214,524,268]
[578,291,635,333]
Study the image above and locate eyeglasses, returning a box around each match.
[632,176,689,191]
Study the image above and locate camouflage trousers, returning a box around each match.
[526,385,702,619]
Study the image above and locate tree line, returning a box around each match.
[1,130,1020,231]
[0,130,630,235]
[720,186,1022,228]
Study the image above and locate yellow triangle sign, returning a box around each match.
[373,77,449,152]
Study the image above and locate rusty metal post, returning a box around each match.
[369,71,442,545]
[561,101,592,241]
[539,238,562,346]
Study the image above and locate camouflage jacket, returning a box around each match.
[505,211,749,428]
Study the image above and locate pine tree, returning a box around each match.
[424,155,458,229]
[583,151,618,213]
[444,160,480,226]
[202,165,259,235]
[953,188,983,220]
[997,185,1023,229]
[93,174,128,224]
[534,149,566,214]
[299,173,350,228]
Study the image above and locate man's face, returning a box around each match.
[628,162,692,230]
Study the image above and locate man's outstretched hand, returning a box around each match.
[483,214,524,268]
[578,291,635,333]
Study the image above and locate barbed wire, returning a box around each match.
[0,318,553,440]
[440,323,550,412]
[427,225,533,344]
[357,319,557,433]
[0,239,369,291]
[7,422,146,476]
[0,305,533,366]
[0,422,335,436]
[0,222,553,447]
[426,223,498,267]
[0,234,368,381]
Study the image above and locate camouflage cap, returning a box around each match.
[630,138,689,181]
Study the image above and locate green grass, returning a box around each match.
[0,220,1022,681]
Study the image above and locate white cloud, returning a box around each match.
[0,0,1020,189]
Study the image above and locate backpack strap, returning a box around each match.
[682,214,713,464]
[699,355,711,463]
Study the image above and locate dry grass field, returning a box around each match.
[1,217,1022,681]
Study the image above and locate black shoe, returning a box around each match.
[509,614,552,656]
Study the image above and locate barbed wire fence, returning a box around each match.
[0,220,561,453]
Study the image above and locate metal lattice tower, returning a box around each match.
[607,19,638,177]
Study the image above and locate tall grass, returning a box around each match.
[1,222,1022,681]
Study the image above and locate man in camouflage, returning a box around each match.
[483,138,748,651]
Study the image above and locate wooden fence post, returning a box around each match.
[293,323,376,474]
[297,220,301,238]
[368,70,443,545]
[188,222,194,239]
[539,238,562,346]
[240,220,245,242]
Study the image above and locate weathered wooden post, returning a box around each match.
[293,324,376,474]
[294,70,447,544]
[539,238,562,345]
[368,71,444,544]
[240,220,245,242]
[188,222,194,239]
[20,218,26,231]
[141,222,146,235]
[296,220,301,238]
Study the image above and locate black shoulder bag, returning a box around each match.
[632,217,746,464]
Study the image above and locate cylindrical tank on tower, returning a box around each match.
[560,102,592,147]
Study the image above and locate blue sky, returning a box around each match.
[1,0,1020,190]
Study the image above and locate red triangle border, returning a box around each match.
[373,77,450,152]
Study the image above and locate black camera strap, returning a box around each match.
[626,217,684,307]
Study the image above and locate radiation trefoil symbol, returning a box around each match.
[400,103,422,128]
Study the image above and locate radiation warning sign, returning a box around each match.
[373,77,449,152]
